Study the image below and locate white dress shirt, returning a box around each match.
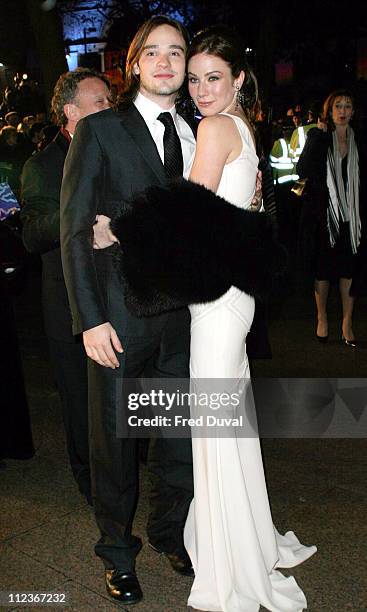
[134,92,196,177]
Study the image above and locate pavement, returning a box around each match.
[1,266,366,611]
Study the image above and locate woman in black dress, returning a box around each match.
[297,89,366,346]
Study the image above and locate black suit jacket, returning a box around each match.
[21,131,75,341]
[60,105,195,337]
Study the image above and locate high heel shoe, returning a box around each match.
[316,334,329,343]
[341,335,357,348]
[316,322,328,343]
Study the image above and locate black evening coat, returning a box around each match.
[111,178,286,318]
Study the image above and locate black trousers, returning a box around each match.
[89,309,193,571]
[48,336,90,500]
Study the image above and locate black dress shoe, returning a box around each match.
[105,569,143,604]
[148,543,194,577]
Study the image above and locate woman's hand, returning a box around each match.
[317,118,328,132]
[250,170,262,211]
[93,214,119,249]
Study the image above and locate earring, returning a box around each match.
[235,87,245,110]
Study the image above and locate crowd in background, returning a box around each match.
[0,77,59,200]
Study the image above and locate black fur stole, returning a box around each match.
[111,179,286,317]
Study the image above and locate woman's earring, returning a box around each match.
[235,87,245,110]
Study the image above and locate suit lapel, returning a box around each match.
[117,105,166,183]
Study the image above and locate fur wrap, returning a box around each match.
[111,178,287,317]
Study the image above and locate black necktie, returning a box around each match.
[157,112,183,178]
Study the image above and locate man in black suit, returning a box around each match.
[60,17,195,604]
[21,68,111,505]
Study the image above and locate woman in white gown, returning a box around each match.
[183,26,316,612]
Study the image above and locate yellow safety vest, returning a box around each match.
[269,138,299,185]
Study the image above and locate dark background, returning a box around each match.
[1,0,367,116]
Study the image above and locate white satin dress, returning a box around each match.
[184,113,316,612]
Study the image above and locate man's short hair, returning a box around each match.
[0,125,18,146]
[5,111,19,123]
[51,67,110,126]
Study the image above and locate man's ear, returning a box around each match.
[133,62,140,76]
[64,102,79,122]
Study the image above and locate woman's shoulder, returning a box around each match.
[197,113,236,134]
[197,114,249,150]
[195,115,238,154]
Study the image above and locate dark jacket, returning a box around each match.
[60,105,196,338]
[20,130,74,341]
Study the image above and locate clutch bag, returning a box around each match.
[291,178,308,197]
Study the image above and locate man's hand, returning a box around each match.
[93,214,119,249]
[83,322,123,368]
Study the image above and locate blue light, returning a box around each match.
[61,2,109,45]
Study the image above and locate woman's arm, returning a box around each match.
[189,115,239,192]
